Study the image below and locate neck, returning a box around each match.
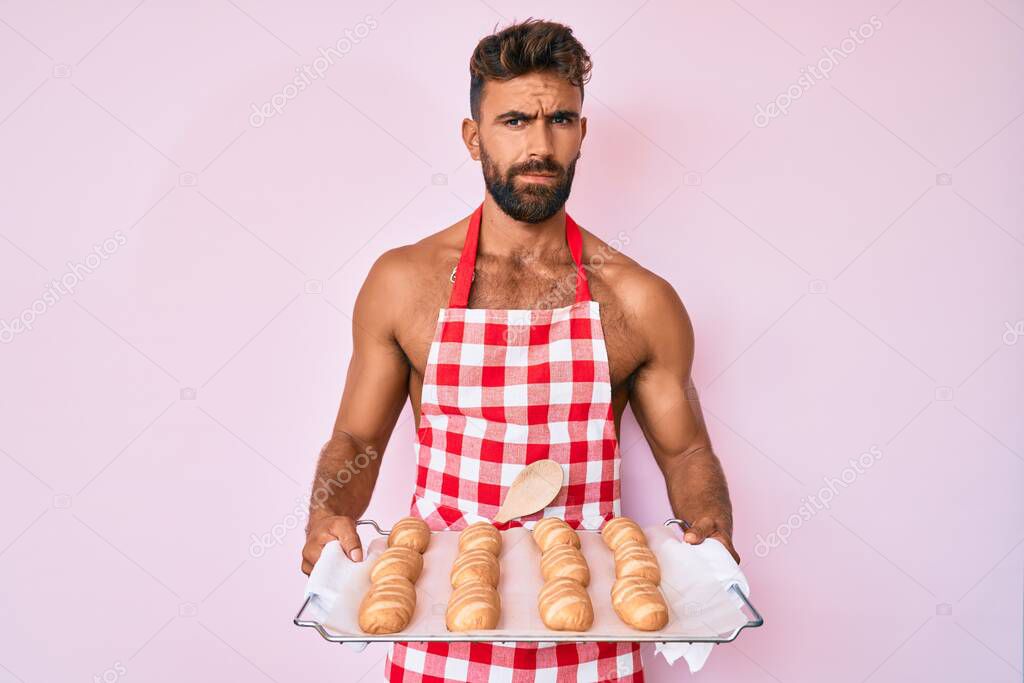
[478,195,568,261]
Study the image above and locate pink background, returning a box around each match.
[1,1,1022,681]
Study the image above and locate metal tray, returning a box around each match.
[294,518,764,644]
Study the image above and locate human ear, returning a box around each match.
[461,118,481,161]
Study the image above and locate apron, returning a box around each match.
[385,202,643,682]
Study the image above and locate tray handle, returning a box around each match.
[356,519,390,536]
[663,517,693,531]
[730,584,765,630]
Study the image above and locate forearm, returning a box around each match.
[659,446,733,534]
[306,432,383,530]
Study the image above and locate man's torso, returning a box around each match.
[387,216,653,436]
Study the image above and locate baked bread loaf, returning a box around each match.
[358,575,417,634]
[537,577,594,631]
[446,580,501,631]
[369,545,424,583]
[458,521,502,556]
[539,544,590,586]
[532,517,580,552]
[387,516,431,553]
[611,576,669,631]
[613,540,661,583]
[450,548,500,588]
[602,516,646,551]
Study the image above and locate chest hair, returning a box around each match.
[400,253,642,391]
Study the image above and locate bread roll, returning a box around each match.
[602,516,646,551]
[611,576,669,631]
[388,516,431,553]
[450,548,500,588]
[458,521,501,556]
[369,546,424,583]
[446,580,500,631]
[532,517,580,552]
[613,540,661,583]
[539,544,590,586]
[358,575,417,634]
[537,577,594,631]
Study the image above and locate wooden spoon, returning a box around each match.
[493,459,564,524]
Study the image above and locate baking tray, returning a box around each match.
[294,518,763,644]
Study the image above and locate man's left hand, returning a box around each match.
[682,516,741,564]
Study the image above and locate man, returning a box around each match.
[301,18,739,682]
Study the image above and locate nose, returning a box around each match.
[524,117,554,160]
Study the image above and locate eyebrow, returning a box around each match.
[493,109,581,123]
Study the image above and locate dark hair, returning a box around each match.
[469,19,593,121]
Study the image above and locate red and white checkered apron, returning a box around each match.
[385,203,643,682]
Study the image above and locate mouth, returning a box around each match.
[516,173,558,184]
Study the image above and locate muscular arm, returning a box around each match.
[301,251,411,574]
[626,276,740,563]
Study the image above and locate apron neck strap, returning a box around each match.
[448,203,592,309]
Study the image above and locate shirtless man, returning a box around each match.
[301,18,738,682]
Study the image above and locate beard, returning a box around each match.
[480,144,579,224]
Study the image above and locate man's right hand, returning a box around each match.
[301,515,363,575]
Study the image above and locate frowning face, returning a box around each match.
[466,70,587,223]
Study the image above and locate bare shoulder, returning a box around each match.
[355,215,469,345]
[578,228,684,314]
[578,227,693,362]
[360,214,470,297]
[367,218,465,282]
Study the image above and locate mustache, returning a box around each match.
[510,161,562,177]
